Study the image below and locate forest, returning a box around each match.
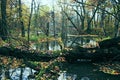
[0,0,120,80]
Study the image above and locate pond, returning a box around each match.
[32,37,98,51]
[58,62,120,80]
[0,57,120,80]
[0,67,36,80]
[1,62,120,80]
[1,36,119,80]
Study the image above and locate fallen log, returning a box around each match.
[99,37,120,49]
[64,37,120,62]
[0,37,120,62]
[0,47,58,61]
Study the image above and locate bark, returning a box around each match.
[100,8,107,36]
[0,47,58,61]
[99,37,120,49]
[74,9,85,31]
[114,19,119,37]
[0,0,8,40]
[18,0,25,37]
[63,10,79,33]
[61,5,67,48]
[27,0,34,49]
[46,22,49,50]
[0,37,120,62]
[86,6,98,33]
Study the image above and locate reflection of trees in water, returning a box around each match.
[62,62,120,80]
[0,56,36,80]
[81,77,90,80]
[34,41,61,51]
[33,37,97,51]
[0,67,35,80]
[67,37,97,47]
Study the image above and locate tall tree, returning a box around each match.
[18,0,25,37]
[0,0,8,40]
[111,0,120,37]
[86,0,102,33]
[27,0,34,49]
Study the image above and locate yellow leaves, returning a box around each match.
[54,66,60,72]
[21,4,30,27]
[94,62,120,75]
[6,0,29,29]
[2,57,9,65]
[0,38,6,46]
[39,5,50,16]
[40,77,47,80]
[0,56,22,69]
[40,62,49,69]
[56,57,66,62]
[100,66,120,75]
[10,58,23,68]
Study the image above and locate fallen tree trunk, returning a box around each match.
[0,47,58,61]
[99,37,120,49]
[0,37,120,62]
[64,37,120,62]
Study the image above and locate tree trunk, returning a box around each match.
[27,0,34,49]
[18,0,25,37]
[114,19,119,37]
[86,3,100,34]
[0,0,8,41]
[100,8,107,36]
[46,22,49,50]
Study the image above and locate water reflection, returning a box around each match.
[81,77,90,80]
[32,37,98,51]
[61,63,120,80]
[58,71,77,80]
[0,67,36,80]
[32,41,61,51]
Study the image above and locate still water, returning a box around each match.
[1,37,120,80]
[0,67,36,80]
[32,37,98,51]
[59,62,120,80]
[1,63,120,80]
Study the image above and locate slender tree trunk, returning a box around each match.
[34,4,40,36]
[113,3,120,37]
[86,2,100,34]
[27,0,34,49]
[0,0,8,40]
[52,3,56,38]
[114,19,119,37]
[18,0,25,37]
[86,8,98,33]
[80,0,85,30]
[61,7,66,49]
[100,8,107,36]
[46,22,49,50]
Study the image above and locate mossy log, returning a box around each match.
[0,47,58,61]
[0,37,120,62]
[64,37,120,62]
[99,37,120,49]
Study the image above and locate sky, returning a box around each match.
[22,0,57,8]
